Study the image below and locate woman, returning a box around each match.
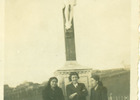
[66,72,88,100]
[90,75,108,100]
[42,77,64,100]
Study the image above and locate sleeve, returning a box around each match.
[66,85,71,100]
[77,83,88,97]
[101,87,108,100]
[59,88,65,100]
[90,89,93,100]
[42,89,49,100]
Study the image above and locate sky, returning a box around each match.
[5,0,131,87]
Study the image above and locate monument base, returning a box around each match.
[54,61,92,100]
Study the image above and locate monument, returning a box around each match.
[54,5,93,100]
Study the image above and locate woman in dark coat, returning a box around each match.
[66,72,88,100]
[42,77,64,100]
[90,75,108,100]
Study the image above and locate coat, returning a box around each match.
[90,85,108,100]
[66,83,88,100]
[42,86,64,100]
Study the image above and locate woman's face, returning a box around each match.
[91,78,98,87]
[50,79,58,88]
[71,75,78,84]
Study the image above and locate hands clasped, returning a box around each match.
[69,92,78,99]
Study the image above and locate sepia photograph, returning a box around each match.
[1,0,139,100]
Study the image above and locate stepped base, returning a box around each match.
[54,61,92,100]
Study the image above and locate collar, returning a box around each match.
[94,84,98,91]
[72,83,78,88]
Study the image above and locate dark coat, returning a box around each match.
[42,86,64,100]
[90,85,108,100]
[66,83,88,100]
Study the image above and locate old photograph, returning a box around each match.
[2,0,139,100]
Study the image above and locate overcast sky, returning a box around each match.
[5,0,131,87]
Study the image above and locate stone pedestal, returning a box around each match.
[54,61,92,100]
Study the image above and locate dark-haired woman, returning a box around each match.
[66,72,88,100]
[90,75,108,100]
[42,77,64,100]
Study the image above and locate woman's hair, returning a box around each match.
[91,75,100,81]
[68,72,79,81]
[46,77,58,88]
[42,77,58,98]
[91,75,103,86]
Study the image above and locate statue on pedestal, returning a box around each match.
[54,1,93,100]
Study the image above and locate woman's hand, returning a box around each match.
[82,89,86,92]
[69,92,77,99]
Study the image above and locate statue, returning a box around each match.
[64,0,77,30]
